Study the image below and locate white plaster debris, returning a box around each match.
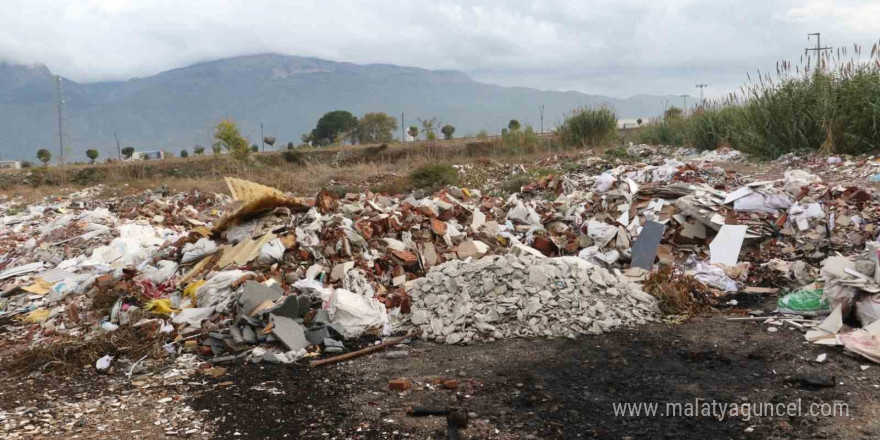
[407,254,660,344]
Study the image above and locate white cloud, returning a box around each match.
[1,0,877,97]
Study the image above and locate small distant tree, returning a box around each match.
[419,117,437,141]
[310,110,358,145]
[407,126,419,140]
[441,124,456,140]
[20,161,33,168]
[637,118,643,125]
[356,112,398,144]
[193,145,205,155]
[287,141,295,150]
[86,149,99,164]
[250,144,259,153]
[180,149,189,158]
[36,148,52,165]
[263,136,276,148]
[121,146,135,159]
[508,119,521,131]
[213,119,250,161]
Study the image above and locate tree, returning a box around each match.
[193,145,205,155]
[250,144,259,153]
[407,126,419,140]
[36,148,52,165]
[508,119,521,131]
[310,110,358,145]
[121,146,135,159]
[86,149,99,164]
[180,149,189,158]
[356,112,398,144]
[263,136,276,147]
[213,119,250,161]
[418,117,437,141]
[287,141,295,150]
[636,118,643,125]
[441,124,456,140]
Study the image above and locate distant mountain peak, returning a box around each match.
[0,53,679,160]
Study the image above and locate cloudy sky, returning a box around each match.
[2,0,878,98]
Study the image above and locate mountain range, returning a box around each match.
[0,54,684,161]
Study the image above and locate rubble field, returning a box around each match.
[2,144,880,439]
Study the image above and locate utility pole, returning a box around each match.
[806,33,832,72]
[538,104,544,134]
[55,76,65,166]
[401,112,405,142]
[695,84,708,103]
[114,133,121,161]
[260,122,265,152]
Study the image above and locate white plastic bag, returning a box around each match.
[181,238,218,264]
[324,288,388,338]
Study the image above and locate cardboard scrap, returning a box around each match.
[22,278,53,295]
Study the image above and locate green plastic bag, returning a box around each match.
[777,289,831,315]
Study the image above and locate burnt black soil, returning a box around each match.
[190,362,414,439]
[191,302,880,440]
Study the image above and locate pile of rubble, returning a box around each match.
[3,143,880,382]
[408,254,659,344]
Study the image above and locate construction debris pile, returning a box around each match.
[3,144,880,380]
[407,254,659,344]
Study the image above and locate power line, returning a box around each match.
[538,104,544,134]
[695,84,708,103]
[806,32,832,71]
[55,76,65,166]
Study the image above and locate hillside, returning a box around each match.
[0,54,682,160]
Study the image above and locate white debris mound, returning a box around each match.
[408,254,660,344]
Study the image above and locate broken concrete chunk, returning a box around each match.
[331,261,355,281]
[239,281,283,316]
[271,314,310,351]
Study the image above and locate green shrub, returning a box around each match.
[502,125,539,154]
[632,118,687,146]
[557,106,618,147]
[603,146,636,161]
[409,164,458,189]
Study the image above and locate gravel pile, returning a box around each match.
[408,255,660,344]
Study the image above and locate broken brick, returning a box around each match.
[388,378,412,391]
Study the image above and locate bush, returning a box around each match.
[634,48,880,159]
[180,149,189,158]
[282,150,304,164]
[632,117,688,146]
[408,164,458,189]
[557,106,618,147]
[603,146,636,161]
[502,125,539,154]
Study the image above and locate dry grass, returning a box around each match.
[2,324,163,375]
[643,266,715,317]
[0,133,575,200]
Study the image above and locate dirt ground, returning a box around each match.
[178,296,880,440]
